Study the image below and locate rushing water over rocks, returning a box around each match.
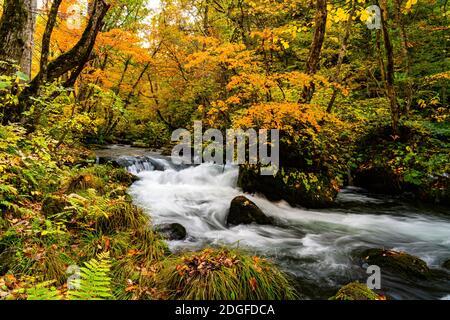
[98,146,450,300]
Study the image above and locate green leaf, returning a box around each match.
[0,81,10,89]
[15,71,29,81]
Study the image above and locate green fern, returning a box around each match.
[25,280,63,300]
[68,251,113,300]
[25,252,114,300]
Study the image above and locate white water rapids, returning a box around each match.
[120,153,450,300]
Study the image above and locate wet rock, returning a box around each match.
[109,168,139,185]
[443,259,450,270]
[96,156,122,167]
[155,223,187,240]
[360,248,431,279]
[329,282,385,300]
[41,195,69,217]
[132,141,148,148]
[227,196,273,226]
[238,166,338,209]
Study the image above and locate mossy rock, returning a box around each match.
[329,282,384,300]
[132,141,148,148]
[65,173,105,194]
[360,248,431,279]
[109,168,139,186]
[41,194,69,216]
[238,165,338,208]
[227,196,273,226]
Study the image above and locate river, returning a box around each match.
[97,145,450,300]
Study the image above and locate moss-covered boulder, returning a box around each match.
[353,122,450,205]
[41,194,69,216]
[360,248,431,279]
[65,172,105,194]
[329,282,385,300]
[109,168,139,186]
[227,196,273,226]
[238,165,339,208]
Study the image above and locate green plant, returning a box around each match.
[156,248,297,300]
[25,280,63,300]
[25,252,114,300]
[68,251,114,300]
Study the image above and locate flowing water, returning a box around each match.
[98,145,450,300]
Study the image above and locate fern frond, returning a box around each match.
[26,280,63,300]
[68,251,114,300]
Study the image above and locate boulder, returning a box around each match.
[238,165,338,209]
[443,259,450,270]
[360,248,431,279]
[226,196,273,226]
[132,141,148,148]
[155,223,187,240]
[41,195,69,217]
[329,282,385,300]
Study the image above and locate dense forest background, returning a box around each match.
[0,0,448,300]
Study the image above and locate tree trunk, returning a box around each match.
[326,0,356,113]
[21,0,37,79]
[379,0,400,135]
[300,0,327,104]
[17,0,110,122]
[39,0,63,83]
[394,0,413,114]
[0,0,31,76]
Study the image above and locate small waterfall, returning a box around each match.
[115,156,173,174]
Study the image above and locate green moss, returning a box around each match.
[361,248,431,279]
[353,120,450,205]
[329,282,383,300]
[64,172,105,194]
[238,165,339,208]
[41,194,68,217]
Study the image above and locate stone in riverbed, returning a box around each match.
[443,259,450,270]
[329,282,385,300]
[155,223,187,240]
[360,248,431,279]
[226,196,273,226]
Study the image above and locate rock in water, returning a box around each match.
[227,196,273,226]
[155,223,187,240]
[360,248,431,279]
[443,259,450,270]
[329,282,385,300]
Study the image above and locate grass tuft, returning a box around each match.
[155,247,297,300]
